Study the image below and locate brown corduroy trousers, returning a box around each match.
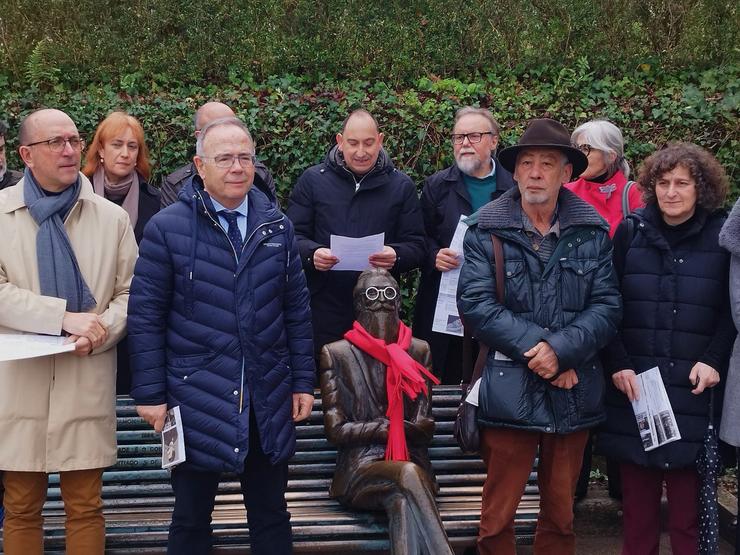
[478,427,589,555]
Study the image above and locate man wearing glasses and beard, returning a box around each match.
[413,107,515,384]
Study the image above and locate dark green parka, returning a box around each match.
[457,187,621,434]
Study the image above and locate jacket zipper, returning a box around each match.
[194,191,283,413]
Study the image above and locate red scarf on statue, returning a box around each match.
[344,320,440,461]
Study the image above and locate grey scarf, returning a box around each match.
[23,168,97,312]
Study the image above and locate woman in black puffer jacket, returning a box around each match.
[598,143,735,555]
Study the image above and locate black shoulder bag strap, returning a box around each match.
[462,234,504,385]
[622,180,635,219]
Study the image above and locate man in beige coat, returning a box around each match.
[0,109,138,554]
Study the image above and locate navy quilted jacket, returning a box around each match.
[128,177,315,472]
[598,205,734,469]
[458,188,621,434]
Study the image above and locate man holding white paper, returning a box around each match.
[0,108,137,553]
[413,107,514,383]
[287,109,425,357]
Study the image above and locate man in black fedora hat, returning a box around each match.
[457,118,621,554]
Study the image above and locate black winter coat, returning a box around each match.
[0,169,22,191]
[413,161,514,380]
[286,147,426,355]
[458,188,621,434]
[598,205,734,469]
[105,175,160,394]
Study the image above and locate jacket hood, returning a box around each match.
[475,186,608,233]
[719,197,740,256]
[324,145,394,177]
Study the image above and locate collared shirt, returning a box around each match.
[211,196,248,241]
[520,204,560,263]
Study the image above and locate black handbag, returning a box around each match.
[453,234,504,454]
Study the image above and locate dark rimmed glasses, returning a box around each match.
[364,286,398,301]
[450,131,495,145]
[576,143,593,156]
[24,136,85,152]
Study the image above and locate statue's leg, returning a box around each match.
[387,463,454,555]
[384,493,420,554]
[346,462,454,555]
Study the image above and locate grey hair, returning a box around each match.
[572,120,630,178]
[195,117,254,157]
[454,107,500,136]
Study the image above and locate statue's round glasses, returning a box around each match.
[364,286,397,301]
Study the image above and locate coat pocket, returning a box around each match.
[479,358,533,426]
[503,260,532,313]
[558,258,598,311]
[573,362,606,418]
[167,351,217,380]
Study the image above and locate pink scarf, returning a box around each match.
[344,321,440,461]
[93,165,139,229]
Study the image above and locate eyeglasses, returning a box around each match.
[203,153,256,169]
[24,136,85,152]
[364,286,398,301]
[451,132,495,145]
[576,143,593,156]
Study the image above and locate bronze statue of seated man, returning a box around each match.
[319,268,454,555]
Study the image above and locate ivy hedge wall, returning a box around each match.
[2,64,737,203]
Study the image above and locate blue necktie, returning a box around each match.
[220,210,243,255]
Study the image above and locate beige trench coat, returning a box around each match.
[0,174,138,472]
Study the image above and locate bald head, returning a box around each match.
[336,109,384,175]
[341,109,379,134]
[194,102,235,133]
[18,109,81,192]
[19,108,76,146]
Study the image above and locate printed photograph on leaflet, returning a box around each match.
[630,366,681,451]
[161,406,186,469]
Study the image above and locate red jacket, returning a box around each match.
[565,170,643,237]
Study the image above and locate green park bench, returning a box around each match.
[7,385,539,553]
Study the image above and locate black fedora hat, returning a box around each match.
[498,118,588,178]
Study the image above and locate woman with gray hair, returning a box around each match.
[566,119,643,237]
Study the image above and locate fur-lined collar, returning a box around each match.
[476,186,608,233]
[719,197,740,256]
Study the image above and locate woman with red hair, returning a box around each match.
[83,111,159,243]
[84,111,159,394]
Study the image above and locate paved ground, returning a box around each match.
[516,483,737,554]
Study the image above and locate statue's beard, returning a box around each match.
[357,306,400,343]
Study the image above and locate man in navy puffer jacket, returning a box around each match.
[128,117,314,555]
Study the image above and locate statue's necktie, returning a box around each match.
[220,210,243,255]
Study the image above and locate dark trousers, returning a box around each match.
[167,412,291,555]
[575,432,622,499]
[620,462,698,555]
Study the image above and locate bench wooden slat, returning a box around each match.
[16,386,540,553]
